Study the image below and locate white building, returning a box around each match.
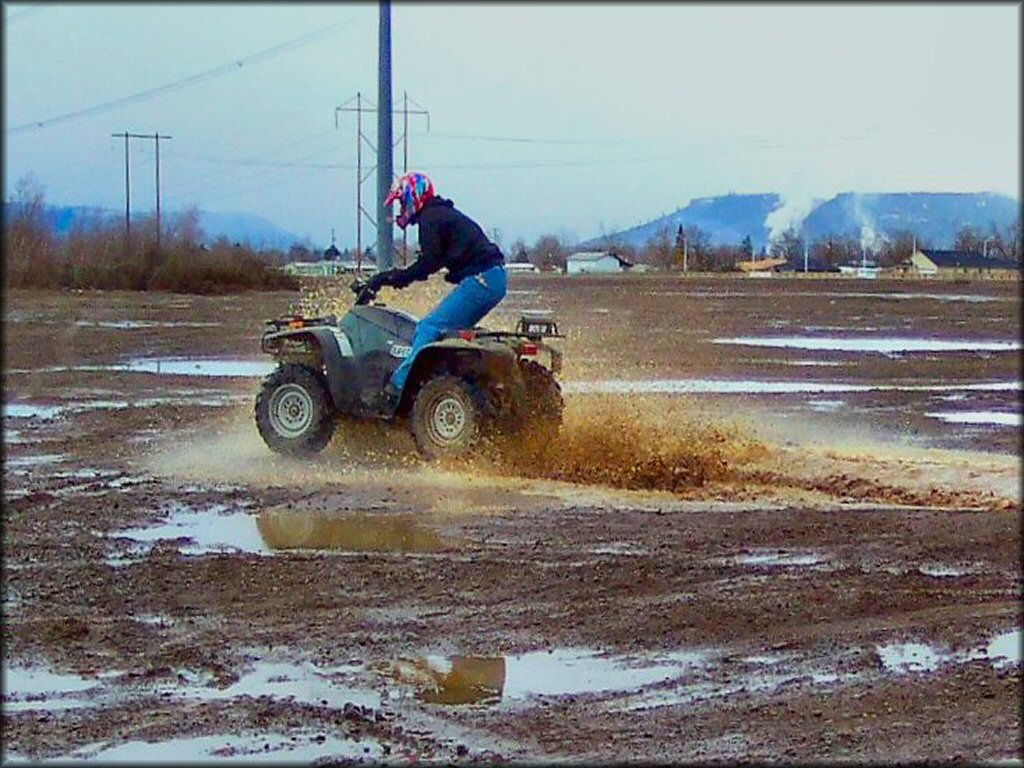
[505,261,540,274]
[565,251,633,275]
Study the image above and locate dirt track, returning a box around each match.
[2,275,1021,763]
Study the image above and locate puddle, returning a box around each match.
[72,320,220,329]
[780,360,848,367]
[391,648,708,705]
[733,550,825,567]
[610,667,853,713]
[109,357,276,377]
[589,543,650,556]
[712,336,1020,354]
[917,563,976,578]
[3,403,64,420]
[2,664,115,712]
[807,399,845,412]
[18,730,382,763]
[877,628,1020,675]
[67,394,247,412]
[564,379,1021,396]
[109,504,268,559]
[9,359,275,378]
[926,410,1022,427]
[5,454,67,472]
[166,659,380,710]
[256,511,450,553]
[973,629,1021,668]
[876,642,944,673]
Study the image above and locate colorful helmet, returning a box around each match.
[384,171,435,229]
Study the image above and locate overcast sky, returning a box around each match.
[3,2,1020,249]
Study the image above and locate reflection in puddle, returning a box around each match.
[712,336,1020,354]
[926,410,1022,427]
[256,511,448,553]
[110,504,267,559]
[392,648,707,705]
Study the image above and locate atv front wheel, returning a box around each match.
[411,375,483,460]
[255,364,335,456]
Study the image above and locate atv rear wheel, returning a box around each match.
[515,360,564,444]
[255,364,335,456]
[411,375,483,460]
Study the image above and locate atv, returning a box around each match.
[254,278,564,460]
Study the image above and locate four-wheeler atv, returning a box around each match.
[254,278,564,460]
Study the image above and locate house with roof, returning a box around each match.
[903,248,1020,279]
[565,250,634,275]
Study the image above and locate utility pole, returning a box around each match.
[111,131,172,250]
[113,131,131,248]
[153,132,172,248]
[377,0,394,270]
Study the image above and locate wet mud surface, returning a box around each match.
[2,276,1021,763]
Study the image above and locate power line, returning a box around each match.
[7,13,366,134]
[420,132,631,147]
[6,4,46,25]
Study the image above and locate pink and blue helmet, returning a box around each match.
[384,171,435,229]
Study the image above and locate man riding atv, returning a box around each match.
[362,171,507,413]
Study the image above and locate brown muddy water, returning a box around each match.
[2,277,1021,763]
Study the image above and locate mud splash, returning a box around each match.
[473,394,767,493]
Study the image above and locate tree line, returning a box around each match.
[3,176,299,294]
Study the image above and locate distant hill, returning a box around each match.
[585,193,780,251]
[801,192,1020,247]
[2,203,305,251]
[584,191,1020,251]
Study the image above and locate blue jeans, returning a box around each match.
[390,265,508,392]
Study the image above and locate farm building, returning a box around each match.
[903,248,1020,279]
[735,257,787,275]
[565,251,634,275]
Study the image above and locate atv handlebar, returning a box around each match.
[350,278,377,306]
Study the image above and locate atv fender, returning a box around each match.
[262,326,356,412]
[398,339,517,413]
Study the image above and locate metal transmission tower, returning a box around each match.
[335,93,428,271]
[111,131,173,249]
[377,0,394,270]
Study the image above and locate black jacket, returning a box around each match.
[386,197,504,287]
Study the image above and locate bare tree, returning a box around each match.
[530,234,566,271]
[3,174,59,287]
[641,226,674,270]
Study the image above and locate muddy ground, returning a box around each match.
[2,274,1021,764]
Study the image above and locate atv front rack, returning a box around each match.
[264,314,337,333]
